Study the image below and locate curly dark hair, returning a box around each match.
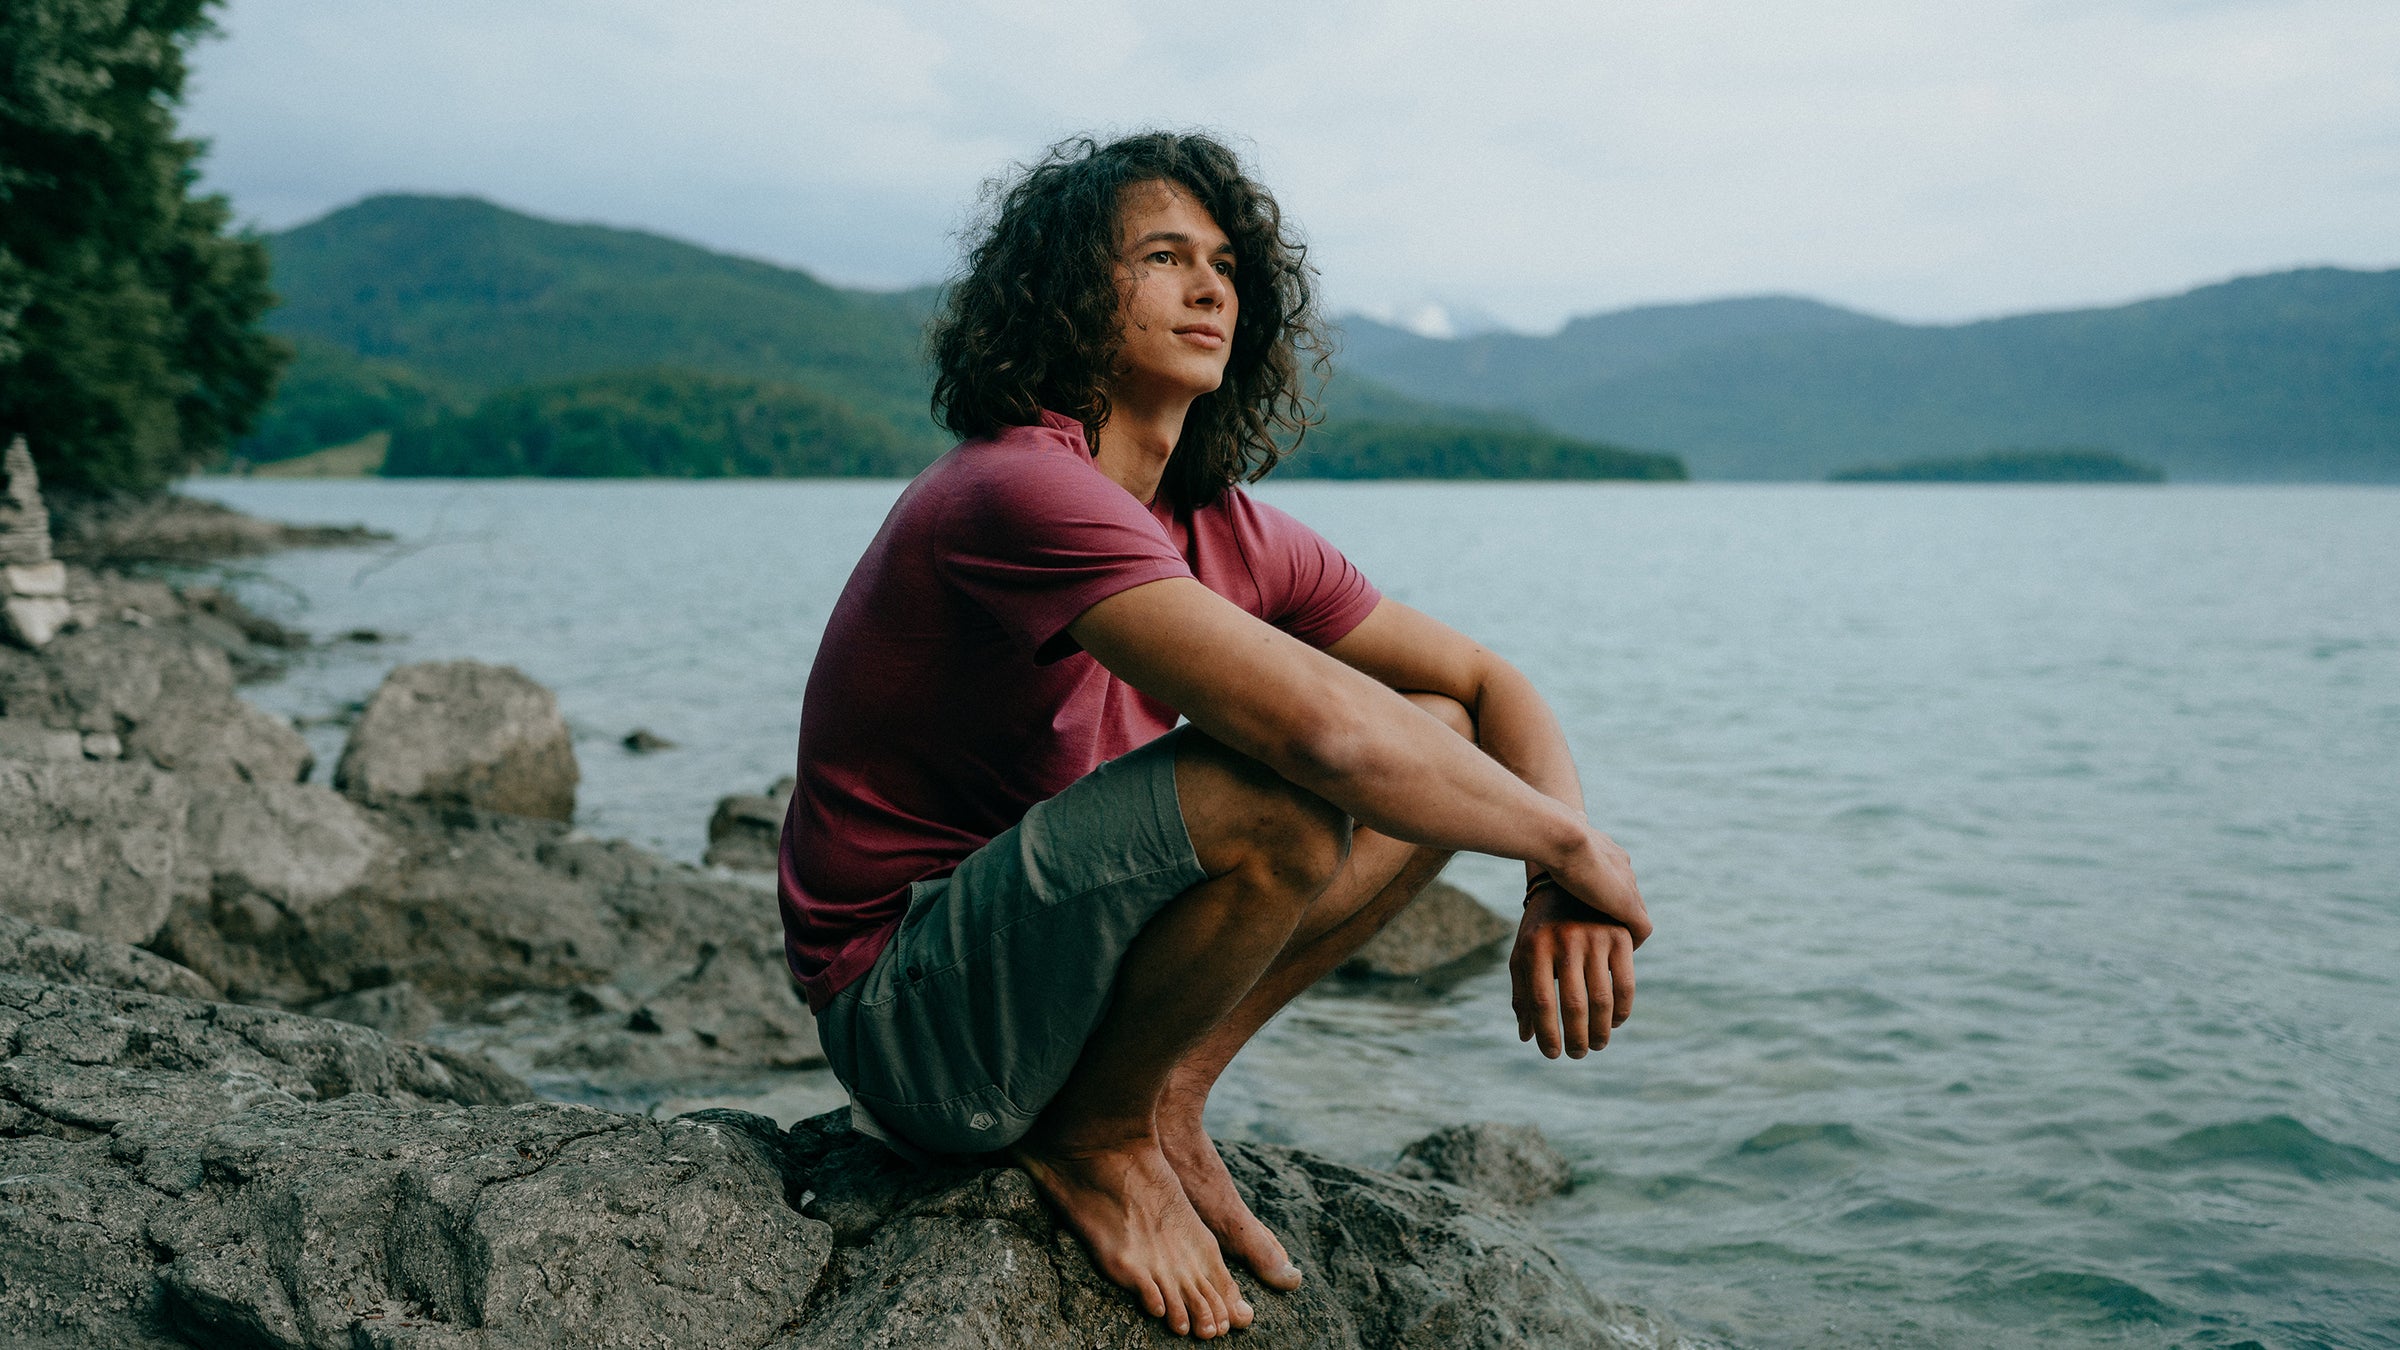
[928,131,1329,510]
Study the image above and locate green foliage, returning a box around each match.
[262,196,1665,481]
[383,368,936,478]
[265,196,945,453]
[0,0,287,497]
[1828,448,2166,483]
[236,336,449,464]
[1280,419,1686,481]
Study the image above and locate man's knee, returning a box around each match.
[1404,691,1475,742]
[1173,730,1351,895]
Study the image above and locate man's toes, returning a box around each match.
[1159,1280,1191,1337]
[1190,1274,1227,1338]
[1134,1273,1166,1321]
[1204,1262,1244,1322]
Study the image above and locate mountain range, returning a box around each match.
[1336,273,2400,481]
[249,195,2397,481]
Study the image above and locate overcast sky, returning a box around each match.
[184,0,2400,334]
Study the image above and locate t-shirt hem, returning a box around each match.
[1308,584,1384,650]
[794,918,902,1013]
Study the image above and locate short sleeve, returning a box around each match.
[937,441,1194,661]
[1230,494,1382,648]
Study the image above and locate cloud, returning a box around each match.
[185,0,2400,329]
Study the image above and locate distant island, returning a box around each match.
[1281,420,1684,481]
[236,195,1684,483]
[1827,448,2166,483]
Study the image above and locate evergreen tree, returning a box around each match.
[0,0,285,498]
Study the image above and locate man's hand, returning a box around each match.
[1547,828,1650,947]
[1511,883,1639,1060]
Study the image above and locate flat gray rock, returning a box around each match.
[0,1098,830,1350]
[0,913,219,1001]
[0,973,527,1140]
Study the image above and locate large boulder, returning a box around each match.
[1339,879,1513,980]
[0,760,195,945]
[755,1109,1696,1348]
[0,913,219,1001]
[336,660,578,821]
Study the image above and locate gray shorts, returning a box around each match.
[816,727,1207,1157]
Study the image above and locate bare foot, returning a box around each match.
[1013,1130,1254,1338]
[1159,1088,1303,1291]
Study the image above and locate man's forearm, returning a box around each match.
[1070,579,1649,941]
[1462,657,1587,884]
[1277,661,1591,879]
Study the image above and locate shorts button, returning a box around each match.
[969,1112,997,1132]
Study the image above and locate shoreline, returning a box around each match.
[2,490,1718,1348]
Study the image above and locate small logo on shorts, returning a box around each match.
[968,1111,997,1132]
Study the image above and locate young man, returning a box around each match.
[780,132,1650,1341]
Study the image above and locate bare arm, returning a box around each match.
[1070,581,1648,1055]
[1325,599,1642,1057]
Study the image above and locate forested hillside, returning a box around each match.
[1339,269,2400,481]
[246,195,1673,481]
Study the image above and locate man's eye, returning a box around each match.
[1148,251,1176,264]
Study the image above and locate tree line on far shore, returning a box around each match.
[251,349,1688,483]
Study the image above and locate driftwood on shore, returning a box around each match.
[0,499,1707,1348]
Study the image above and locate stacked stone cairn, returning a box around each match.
[0,437,71,650]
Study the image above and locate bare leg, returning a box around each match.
[1012,731,1351,1339]
[1159,694,1472,1287]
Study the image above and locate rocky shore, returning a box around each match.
[1,477,1711,1346]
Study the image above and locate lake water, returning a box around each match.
[187,477,2400,1349]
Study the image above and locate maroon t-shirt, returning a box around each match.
[779,411,1381,1010]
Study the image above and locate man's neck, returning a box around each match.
[1091,387,1191,507]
